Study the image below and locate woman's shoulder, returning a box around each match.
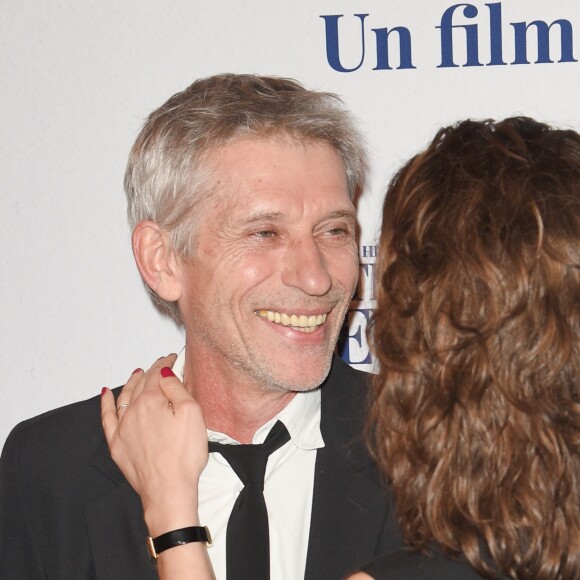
[360,547,487,580]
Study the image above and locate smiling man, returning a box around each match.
[0,74,399,580]
[150,139,359,439]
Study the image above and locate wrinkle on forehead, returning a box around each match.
[195,138,352,231]
[206,136,348,184]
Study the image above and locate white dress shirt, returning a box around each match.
[173,350,324,580]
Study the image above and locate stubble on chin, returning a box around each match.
[186,284,351,395]
[233,318,345,394]
[241,350,335,394]
[237,288,351,393]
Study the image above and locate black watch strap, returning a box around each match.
[147,526,212,559]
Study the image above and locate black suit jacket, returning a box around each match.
[360,548,489,579]
[0,356,399,579]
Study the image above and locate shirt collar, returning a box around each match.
[172,347,324,450]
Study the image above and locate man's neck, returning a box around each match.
[182,354,297,444]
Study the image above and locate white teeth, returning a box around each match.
[256,310,328,332]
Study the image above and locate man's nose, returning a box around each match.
[280,238,332,296]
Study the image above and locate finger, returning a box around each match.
[158,366,193,407]
[135,354,178,401]
[116,367,143,409]
[113,367,146,421]
[100,388,119,445]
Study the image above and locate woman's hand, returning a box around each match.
[101,354,208,537]
[101,355,215,579]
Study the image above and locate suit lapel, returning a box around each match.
[86,440,158,579]
[304,357,390,580]
[305,444,390,579]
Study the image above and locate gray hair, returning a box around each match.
[124,73,366,319]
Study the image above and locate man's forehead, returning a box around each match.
[213,178,355,218]
[203,135,346,177]
[198,137,352,217]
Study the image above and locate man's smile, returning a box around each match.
[255,310,328,334]
[176,138,358,393]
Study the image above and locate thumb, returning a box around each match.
[158,366,193,406]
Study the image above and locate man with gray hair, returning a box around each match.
[0,74,399,579]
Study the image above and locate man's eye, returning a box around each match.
[253,230,277,238]
[327,226,351,236]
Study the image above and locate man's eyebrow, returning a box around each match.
[325,209,357,222]
[237,209,357,225]
[238,211,285,225]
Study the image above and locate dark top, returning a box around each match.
[361,547,488,579]
[0,355,400,579]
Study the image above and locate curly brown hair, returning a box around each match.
[369,117,580,578]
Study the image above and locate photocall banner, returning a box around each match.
[2,0,579,443]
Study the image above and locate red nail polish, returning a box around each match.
[160,367,175,378]
[132,368,142,375]
[101,387,108,398]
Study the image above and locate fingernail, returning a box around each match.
[101,387,108,398]
[160,367,175,378]
[132,368,142,375]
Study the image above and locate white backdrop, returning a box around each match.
[2,0,580,445]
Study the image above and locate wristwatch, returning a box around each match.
[147,526,212,559]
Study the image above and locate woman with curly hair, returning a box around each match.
[354,117,580,579]
[96,116,579,579]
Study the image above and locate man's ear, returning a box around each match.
[131,221,182,302]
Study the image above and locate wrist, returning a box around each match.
[147,526,212,559]
[143,495,200,538]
